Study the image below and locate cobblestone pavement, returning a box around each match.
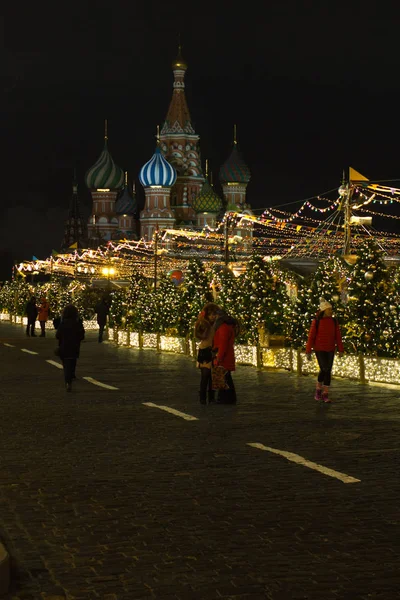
[0,321,400,600]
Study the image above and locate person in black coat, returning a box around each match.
[95,296,110,343]
[25,296,38,336]
[56,304,85,392]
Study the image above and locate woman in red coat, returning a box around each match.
[306,298,344,403]
[213,309,239,404]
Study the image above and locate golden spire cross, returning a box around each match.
[156,124,160,143]
[104,119,108,141]
[233,124,237,145]
[205,159,209,179]
[125,171,128,185]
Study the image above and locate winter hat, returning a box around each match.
[319,298,332,311]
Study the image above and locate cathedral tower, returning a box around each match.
[139,133,177,241]
[85,120,124,243]
[159,47,204,225]
[114,172,138,240]
[219,125,251,211]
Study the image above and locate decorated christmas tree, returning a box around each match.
[125,271,150,331]
[211,265,240,322]
[344,239,395,356]
[180,258,212,337]
[236,254,288,343]
[153,274,182,334]
[284,279,310,349]
[298,256,348,341]
[0,280,33,315]
[109,288,129,328]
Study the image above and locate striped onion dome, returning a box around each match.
[85,141,124,189]
[139,146,177,188]
[219,145,251,184]
[115,183,137,215]
[192,180,222,213]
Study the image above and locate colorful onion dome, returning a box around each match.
[219,144,251,184]
[85,140,124,190]
[192,180,223,213]
[139,146,177,188]
[115,176,137,215]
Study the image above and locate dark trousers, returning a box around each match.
[199,368,214,403]
[39,321,46,336]
[315,351,335,386]
[26,319,36,335]
[63,358,77,384]
[98,322,106,342]
[218,371,237,404]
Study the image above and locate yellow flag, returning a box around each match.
[349,167,369,182]
[69,242,78,249]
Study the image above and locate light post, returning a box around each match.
[102,266,115,290]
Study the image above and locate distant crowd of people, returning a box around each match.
[24,293,344,402]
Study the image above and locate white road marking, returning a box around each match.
[247,442,361,484]
[143,402,199,421]
[83,376,119,390]
[3,343,15,347]
[46,360,63,369]
[21,349,38,355]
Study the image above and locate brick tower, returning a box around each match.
[159,47,204,225]
[85,120,124,243]
[139,132,177,241]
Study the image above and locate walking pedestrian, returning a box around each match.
[194,302,220,404]
[56,304,85,392]
[37,296,50,337]
[95,296,110,343]
[213,308,239,404]
[25,296,38,336]
[306,298,344,403]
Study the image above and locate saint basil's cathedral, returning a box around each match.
[62,48,252,250]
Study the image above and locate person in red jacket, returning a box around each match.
[213,309,239,404]
[306,298,344,403]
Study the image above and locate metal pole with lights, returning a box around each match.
[153,226,159,289]
[224,215,230,266]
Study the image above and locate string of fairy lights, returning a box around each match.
[13,180,400,280]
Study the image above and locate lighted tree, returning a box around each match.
[109,288,129,328]
[45,280,71,318]
[181,258,213,336]
[284,280,310,349]
[153,274,182,334]
[0,280,33,315]
[287,256,348,349]
[344,239,394,355]
[303,256,348,321]
[211,265,240,321]
[125,271,150,331]
[237,254,288,343]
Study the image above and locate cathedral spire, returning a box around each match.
[161,45,194,135]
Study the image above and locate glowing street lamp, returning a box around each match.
[102,266,116,289]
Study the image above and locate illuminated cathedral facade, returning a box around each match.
[75,48,252,246]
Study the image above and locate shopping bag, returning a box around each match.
[211,365,229,390]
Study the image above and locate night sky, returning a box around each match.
[2,3,400,279]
